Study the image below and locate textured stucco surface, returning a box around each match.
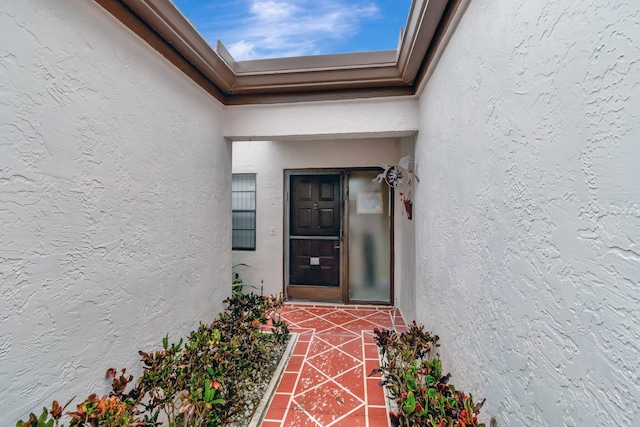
[415,0,639,425]
[232,138,410,301]
[0,1,230,423]
[3,0,639,424]
[224,97,419,141]
[395,137,416,319]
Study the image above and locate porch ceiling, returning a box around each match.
[95,0,463,105]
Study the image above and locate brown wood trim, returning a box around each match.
[412,0,464,93]
[94,0,227,104]
[281,170,287,298]
[341,171,350,304]
[344,168,395,306]
[389,184,396,306]
[284,168,395,306]
[287,285,342,304]
[400,0,451,82]
[93,0,463,105]
[225,86,414,106]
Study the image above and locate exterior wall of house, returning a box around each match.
[414,0,639,425]
[232,138,408,301]
[394,137,417,318]
[223,97,419,141]
[0,1,230,423]
[227,97,419,308]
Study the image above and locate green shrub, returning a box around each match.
[373,322,485,427]
[16,293,289,427]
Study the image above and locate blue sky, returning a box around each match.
[172,0,412,61]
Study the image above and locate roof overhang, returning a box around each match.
[95,0,463,105]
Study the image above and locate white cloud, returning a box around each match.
[250,0,298,22]
[228,40,257,60]
[216,0,381,60]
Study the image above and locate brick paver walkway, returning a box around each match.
[261,303,406,427]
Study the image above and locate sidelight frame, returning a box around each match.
[284,168,394,305]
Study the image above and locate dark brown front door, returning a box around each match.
[289,175,341,298]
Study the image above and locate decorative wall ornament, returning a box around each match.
[374,156,416,220]
[373,156,416,188]
[400,191,413,220]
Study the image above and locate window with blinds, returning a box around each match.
[232,174,256,250]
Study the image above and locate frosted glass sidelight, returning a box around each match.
[348,171,391,303]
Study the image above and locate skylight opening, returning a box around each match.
[172,0,412,61]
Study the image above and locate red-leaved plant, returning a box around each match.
[372,322,486,427]
[16,293,289,427]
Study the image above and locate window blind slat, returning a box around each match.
[232,174,256,250]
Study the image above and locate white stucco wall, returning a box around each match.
[224,97,419,141]
[395,137,417,319]
[415,0,639,425]
[0,1,230,423]
[232,138,407,300]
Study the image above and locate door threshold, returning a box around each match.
[284,299,393,308]
[287,284,341,303]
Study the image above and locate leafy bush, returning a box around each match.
[372,322,485,427]
[16,293,289,427]
[231,264,255,297]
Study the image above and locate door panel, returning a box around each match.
[290,239,340,286]
[320,181,334,200]
[297,209,312,229]
[319,209,335,229]
[291,176,340,237]
[289,174,341,292]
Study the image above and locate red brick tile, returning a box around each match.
[305,307,334,316]
[282,405,319,426]
[263,393,291,421]
[263,303,405,426]
[320,310,359,326]
[294,363,330,394]
[285,355,304,373]
[363,311,394,329]
[293,381,363,426]
[318,330,359,346]
[332,406,367,426]
[346,306,379,313]
[307,336,334,357]
[341,319,380,334]
[275,372,298,394]
[338,337,363,359]
[293,340,310,355]
[366,379,386,406]
[364,344,380,358]
[297,316,338,332]
[296,330,315,342]
[365,359,382,378]
[334,366,365,398]
[281,309,318,325]
[367,406,391,427]
[307,349,360,378]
